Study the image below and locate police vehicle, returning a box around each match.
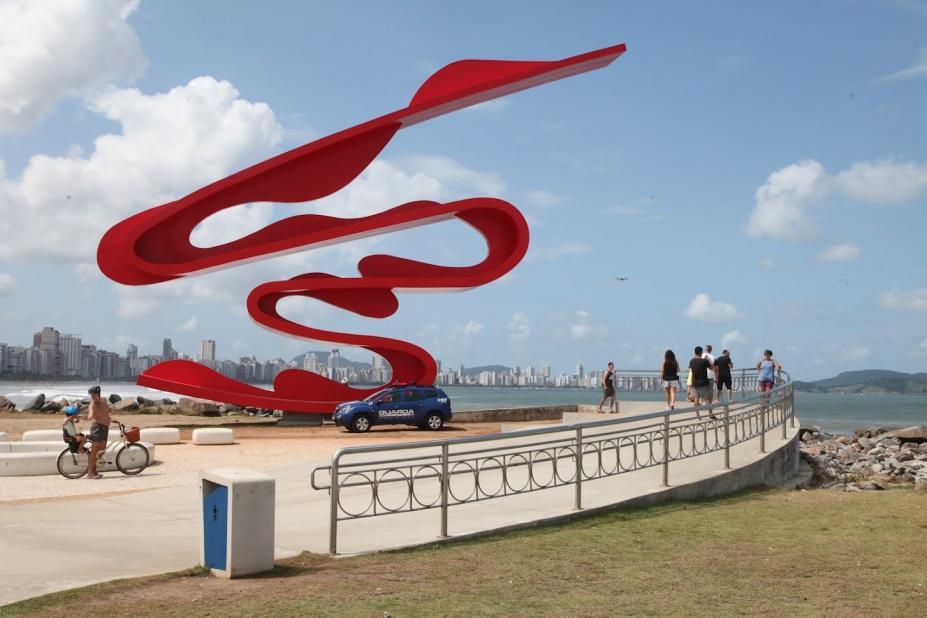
[333,384,452,433]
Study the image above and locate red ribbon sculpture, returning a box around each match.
[98,44,626,414]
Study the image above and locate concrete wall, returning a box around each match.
[452,405,574,423]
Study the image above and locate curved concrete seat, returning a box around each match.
[192,428,234,445]
[0,442,157,477]
[21,429,64,442]
[0,431,6,442]
[1,441,67,453]
[140,427,181,444]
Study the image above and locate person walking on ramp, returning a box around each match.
[597,362,618,414]
[661,350,680,410]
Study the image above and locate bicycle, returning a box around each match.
[57,420,150,479]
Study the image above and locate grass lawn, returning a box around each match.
[4,488,925,617]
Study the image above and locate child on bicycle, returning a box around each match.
[62,406,88,454]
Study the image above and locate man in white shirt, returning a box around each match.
[702,345,716,404]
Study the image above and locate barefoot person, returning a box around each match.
[715,349,734,402]
[85,385,111,480]
[688,346,714,418]
[661,350,680,410]
[597,362,618,414]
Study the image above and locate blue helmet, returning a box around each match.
[64,405,79,416]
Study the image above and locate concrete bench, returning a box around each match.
[0,432,6,442]
[192,428,234,445]
[0,441,66,453]
[0,442,157,477]
[140,427,181,444]
[21,429,63,442]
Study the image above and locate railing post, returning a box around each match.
[723,404,731,470]
[780,396,787,440]
[662,413,670,487]
[789,386,795,428]
[574,427,583,510]
[440,442,449,538]
[741,368,746,399]
[329,456,339,555]
[760,401,766,454]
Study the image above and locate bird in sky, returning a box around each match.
[614,276,629,282]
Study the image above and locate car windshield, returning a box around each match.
[363,389,392,402]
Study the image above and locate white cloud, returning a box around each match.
[568,309,607,341]
[179,317,198,332]
[746,159,927,242]
[462,320,483,335]
[878,288,927,312]
[521,190,565,208]
[531,241,590,261]
[684,293,743,323]
[920,338,927,351]
[761,257,776,271]
[745,160,826,242]
[0,76,284,263]
[463,98,511,113]
[818,242,861,263]
[880,49,927,81]
[0,272,15,295]
[400,155,504,196]
[506,312,530,342]
[721,329,745,348]
[0,0,147,132]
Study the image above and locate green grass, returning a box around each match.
[3,488,926,617]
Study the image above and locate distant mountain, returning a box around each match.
[794,370,927,395]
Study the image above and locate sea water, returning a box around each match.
[2,382,925,435]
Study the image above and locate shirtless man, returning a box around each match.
[86,385,111,480]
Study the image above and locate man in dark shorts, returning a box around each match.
[597,362,618,414]
[86,385,111,480]
[714,349,734,402]
[688,346,714,418]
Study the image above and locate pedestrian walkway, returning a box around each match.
[0,409,798,607]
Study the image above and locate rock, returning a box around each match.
[836,436,850,445]
[113,399,139,412]
[871,463,883,474]
[177,397,220,416]
[136,396,159,407]
[23,394,45,411]
[219,404,243,415]
[867,447,884,456]
[919,444,927,455]
[857,480,885,491]
[0,396,17,411]
[108,393,122,403]
[879,426,927,444]
[40,401,62,413]
[897,450,915,462]
[802,431,815,442]
[857,437,871,449]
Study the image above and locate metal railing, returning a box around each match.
[311,369,794,554]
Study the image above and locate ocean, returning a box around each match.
[2,382,925,436]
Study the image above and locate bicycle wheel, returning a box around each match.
[115,443,150,475]
[57,448,89,479]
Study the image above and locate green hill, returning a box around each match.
[794,370,927,395]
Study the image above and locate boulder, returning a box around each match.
[113,399,139,412]
[880,426,927,444]
[136,396,159,408]
[40,401,62,413]
[857,437,872,450]
[801,431,815,442]
[177,397,220,416]
[919,444,927,455]
[23,394,45,411]
[0,396,15,411]
[835,436,850,445]
[108,393,122,403]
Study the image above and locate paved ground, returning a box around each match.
[0,402,796,606]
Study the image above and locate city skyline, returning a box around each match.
[1,3,925,382]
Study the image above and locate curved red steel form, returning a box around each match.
[97,44,626,413]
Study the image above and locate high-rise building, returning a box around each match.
[34,327,60,375]
[199,340,216,362]
[59,334,82,376]
[126,344,138,363]
[576,364,584,380]
[162,338,174,360]
[328,348,340,377]
[303,352,319,373]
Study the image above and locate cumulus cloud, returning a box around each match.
[0,76,284,263]
[462,320,483,335]
[400,155,504,196]
[878,288,927,312]
[880,49,927,81]
[0,272,15,295]
[684,293,743,323]
[568,309,607,341]
[179,317,198,332]
[506,312,530,342]
[746,159,927,242]
[0,0,147,132]
[817,242,861,263]
[721,329,745,348]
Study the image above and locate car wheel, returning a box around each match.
[352,414,371,433]
[425,412,443,431]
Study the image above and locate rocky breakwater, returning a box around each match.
[800,425,927,490]
[3,392,277,418]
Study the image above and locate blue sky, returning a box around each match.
[0,0,925,380]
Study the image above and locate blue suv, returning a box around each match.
[333,384,453,433]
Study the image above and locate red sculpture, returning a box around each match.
[97,44,626,413]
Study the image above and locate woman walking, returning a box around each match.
[661,350,681,410]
